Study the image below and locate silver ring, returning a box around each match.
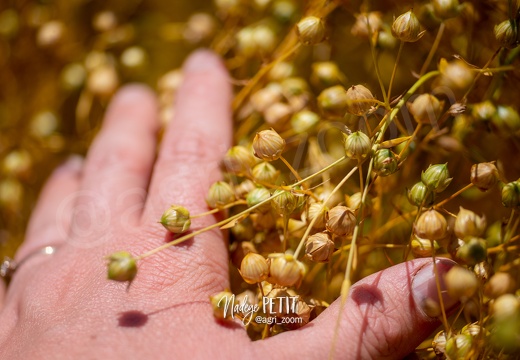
[1,246,57,280]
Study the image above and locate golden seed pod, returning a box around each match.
[432,0,461,20]
[251,24,277,56]
[414,209,447,241]
[454,207,486,239]
[461,323,485,338]
[437,59,474,93]
[445,334,473,360]
[2,149,32,178]
[296,16,325,45]
[222,145,256,175]
[351,12,383,38]
[470,162,499,191]
[234,179,256,199]
[346,192,373,216]
[502,181,520,208]
[60,62,86,90]
[246,187,271,212]
[391,10,424,42]
[290,109,320,134]
[253,129,285,161]
[372,149,398,177]
[29,111,58,138]
[407,94,443,124]
[268,253,306,287]
[432,330,447,356]
[183,13,216,43]
[264,102,293,129]
[474,261,493,283]
[445,266,478,301]
[37,20,65,47]
[310,61,347,88]
[471,100,496,121]
[377,29,398,50]
[485,272,517,299]
[343,131,371,160]
[407,181,435,207]
[305,232,334,262]
[120,46,147,70]
[209,290,234,320]
[456,237,487,266]
[326,206,356,236]
[271,189,298,216]
[87,65,119,97]
[107,251,137,282]
[268,61,296,81]
[491,105,520,135]
[421,163,452,193]
[306,203,328,229]
[317,85,348,117]
[206,181,235,209]
[345,85,375,116]
[252,161,279,184]
[92,11,117,32]
[0,178,23,210]
[494,20,518,49]
[411,237,440,258]
[492,294,520,321]
[250,83,283,112]
[240,252,269,284]
[160,205,191,234]
[281,77,309,98]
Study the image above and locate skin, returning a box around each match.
[0,50,449,359]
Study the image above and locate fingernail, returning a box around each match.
[412,258,459,318]
[183,49,221,73]
[57,154,83,173]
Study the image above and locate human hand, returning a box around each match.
[0,50,457,359]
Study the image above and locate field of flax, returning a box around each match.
[1,0,520,358]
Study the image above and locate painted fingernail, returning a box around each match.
[183,49,221,73]
[412,258,459,318]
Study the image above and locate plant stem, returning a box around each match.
[191,200,246,218]
[398,123,422,159]
[419,22,445,76]
[280,155,303,182]
[388,41,404,104]
[435,183,474,208]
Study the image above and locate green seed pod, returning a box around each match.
[240,252,269,284]
[485,272,516,299]
[209,290,234,320]
[407,94,443,124]
[438,59,474,93]
[160,205,191,233]
[411,237,440,257]
[252,161,279,184]
[474,261,493,283]
[421,163,452,193]
[470,162,499,191]
[445,266,478,301]
[432,330,447,356]
[377,29,398,49]
[305,232,334,262]
[471,100,496,121]
[207,181,235,209]
[296,16,325,45]
[454,207,486,239]
[456,237,487,266]
[281,77,309,98]
[414,209,447,241]
[346,192,373,216]
[407,181,435,207]
[502,181,520,208]
[491,105,520,135]
[306,203,328,229]
[310,61,347,88]
[246,187,271,212]
[391,10,424,42]
[317,85,348,117]
[372,149,398,177]
[461,323,486,338]
[492,294,520,321]
[268,61,295,81]
[271,189,297,216]
[494,20,518,49]
[290,109,320,134]
[432,0,461,20]
[326,205,356,236]
[253,129,285,161]
[445,334,473,360]
[345,85,375,116]
[343,131,371,160]
[222,146,256,175]
[107,251,137,282]
[268,253,306,287]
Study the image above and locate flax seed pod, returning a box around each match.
[310,61,347,88]
[470,162,499,191]
[414,209,447,241]
[345,85,375,116]
[290,109,320,134]
[351,12,383,38]
[306,203,328,229]
[494,19,518,49]
[485,272,516,299]
[502,181,520,208]
[432,0,461,20]
[411,237,440,257]
[492,294,520,321]
[207,181,235,208]
[317,85,348,118]
[456,237,487,266]
[445,334,473,360]
[253,129,285,161]
[445,266,478,301]
[296,16,325,45]
[252,161,279,184]
[210,291,234,320]
[421,163,452,193]
[271,189,297,216]
[437,59,474,94]
[454,207,486,239]
[160,205,191,233]
[240,253,269,284]
[391,10,425,42]
[222,145,256,175]
[407,181,435,206]
[305,232,334,262]
[268,253,306,287]
[343,131,371,160]
[107,251,137,282]
[326,206,356,236]
[246,187,271,213]
[407,94,443,124]
[372,149,398,177]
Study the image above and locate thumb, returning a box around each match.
[259,257,458,359]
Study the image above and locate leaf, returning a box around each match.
[220,214,249,229]
[379,136,411,149]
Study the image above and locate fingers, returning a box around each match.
[259,258,458,359]
[73,85,159,240]
[15,156,83,261]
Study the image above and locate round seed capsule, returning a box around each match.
[207,181,235,208]
[391,10,424,42]
[407,94,443,124]
[222,145,256,175]
[253,129,285,161]
[414,209,447,241]
[160,205,191,234]
[305,232,334,262]
[343,131,371,160]
[372,149,398,177]
[421,163,452,193]
[240,252,269,284]
[445,266,478,300]
[345,85,375,116]
[454,207,486,239]
[107,251,137,282]
[326,206,356,236]
[268,253,306,287]
[252,161,279,184]
[246,187,271,212]
[494,19,518,49]
[306,203,328,229]
[502,181,520,208]
[407,181,435,207]
[296,16,325,45]
[470,162,498,191]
